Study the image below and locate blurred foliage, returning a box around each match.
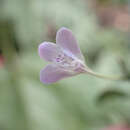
[98,0,128,5]
[0,0,130,130]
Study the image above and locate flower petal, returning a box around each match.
[40,64,75,84]
[56,27,84,60]
[38,42,60,62]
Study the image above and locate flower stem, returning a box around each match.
[85,68,124,80]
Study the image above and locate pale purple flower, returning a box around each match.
[38,27,123,84]
[38,27,88,84]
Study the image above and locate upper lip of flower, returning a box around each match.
[38,27,86,84]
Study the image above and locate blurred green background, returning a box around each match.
[0,0,130,130]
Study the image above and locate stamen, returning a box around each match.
[54,51,85,73]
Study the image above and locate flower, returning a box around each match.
[38,27,123,84]
[38,27,88,84]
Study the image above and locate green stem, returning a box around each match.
[85,68,124,80]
